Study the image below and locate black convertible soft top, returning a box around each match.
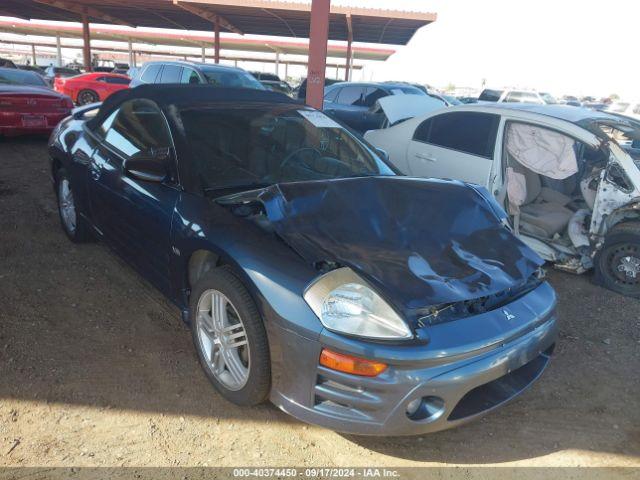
[86,84,298,130]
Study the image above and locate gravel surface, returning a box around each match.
[0,137,638,470]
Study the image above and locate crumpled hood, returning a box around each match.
[227,176,544,323]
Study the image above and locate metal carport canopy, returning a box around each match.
[0,0,436,45]
[0,19,396,61]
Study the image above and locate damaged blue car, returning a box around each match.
[48,85,557,435]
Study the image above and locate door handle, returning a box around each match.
[414,152,437,162]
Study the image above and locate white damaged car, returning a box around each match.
[365,100,640,297]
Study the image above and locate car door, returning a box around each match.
[158,64,182,84]
[180,67,202,84]
[87,98,180,296]
[406,111,501,186]
[359,87,388,132]
[324,85,368,132]
[92,76,111,100]
[103,76,131,97]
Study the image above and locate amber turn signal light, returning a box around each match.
[319,348,388,377]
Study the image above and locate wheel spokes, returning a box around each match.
[196,289,250,391]
[211,292,227,332]
[223,349,247,386]
[225,329,248,349]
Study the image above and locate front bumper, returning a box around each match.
[269,282,558,436]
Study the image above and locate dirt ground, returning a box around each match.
[0,137,639,472]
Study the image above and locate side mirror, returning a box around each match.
[123,148,170,183]
[375,147,389,162]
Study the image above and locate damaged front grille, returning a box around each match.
[417,269,545,327]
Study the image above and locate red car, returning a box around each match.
[54,72,130,105]
[0,67,73,137]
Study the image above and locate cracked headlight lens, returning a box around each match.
[304,268,412,340]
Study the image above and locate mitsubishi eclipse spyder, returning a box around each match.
[48,85,558,436]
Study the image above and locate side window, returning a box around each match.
[94,109,118,139]
[102,99,172,158]
[413,112,500,159]
[362,87,388,107]
[503,92,523,103]
[324,87,339,102]
[159,65,182,83]
[413,117,433,143]
[105,77,131,85]
[478,89,503,102]
[140,64,161,83]
[180,68,200,84]
[95,76,107,82]
[337,86,365,106]
[504,91,542,104]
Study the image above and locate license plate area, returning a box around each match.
[21,115,46,127]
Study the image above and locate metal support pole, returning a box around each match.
[349,53,354,81]
[284,62,289,80]
[275,51,280,77]
[31,44,37,65]
[305,0,331,109]
[128,38,133,67]
[133,50,137,67]
[201,45,206,63]
[344,13,352,81]
[214,16,220,64]
[234,59,238,68]
[56,34,62,67]
[81,11,91,72]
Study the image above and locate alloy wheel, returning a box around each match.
[58,178,76,234]
[195,289,250,391]
[78,91,97,105]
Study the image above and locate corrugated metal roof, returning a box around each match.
[0,19,396,60]
[0,0,436,45]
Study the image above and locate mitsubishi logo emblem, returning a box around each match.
[503,309,516,321]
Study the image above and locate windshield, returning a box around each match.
[201,68,264,90]
[0,69,47,86]
[179,104,394,193]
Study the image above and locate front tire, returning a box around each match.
[77,89,99,105]
[190,266,271,406]
[55,168,92,243]
[595,222,640,298]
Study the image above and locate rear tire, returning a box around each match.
[190,266,271,406]
[595,222,640,298]
[55,168,92,243]
[77,89,99,105]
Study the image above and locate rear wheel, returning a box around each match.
[55,168,92,243]
[77,89,99,105]
[190,266,271,406]
[595,222,640,297]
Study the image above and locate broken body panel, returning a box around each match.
[365,101,640,278]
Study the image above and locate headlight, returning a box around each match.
[304,268,412,340]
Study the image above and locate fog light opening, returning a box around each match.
[405,396,445,422]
